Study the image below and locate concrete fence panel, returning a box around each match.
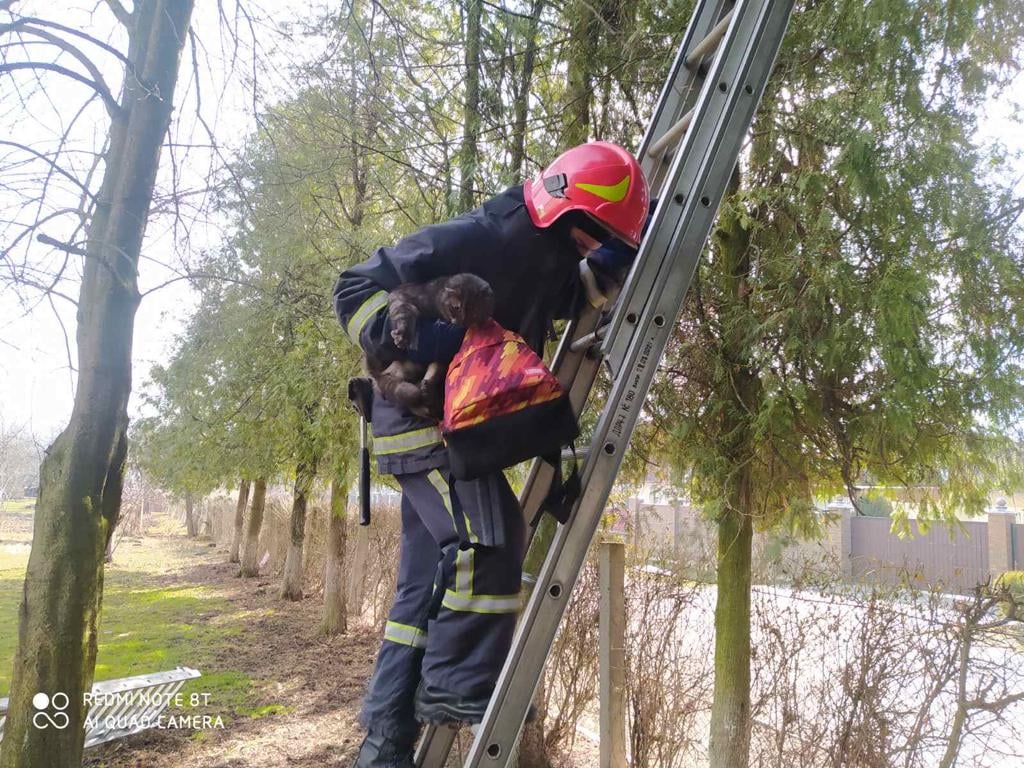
[850,516,989,591]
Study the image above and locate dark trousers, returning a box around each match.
[359,467,525,740]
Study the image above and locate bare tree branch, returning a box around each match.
[36,233,86,256]
[0,139,96,201]
[102,0,132,30]
[0,61,122,118]
[2,17,132,66]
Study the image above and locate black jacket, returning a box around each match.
[334,185,583,358]
[332,184,584,476]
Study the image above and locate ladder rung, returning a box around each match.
[648,106,695,160]
[650,9,737,162]
[568,325,607,353]
[685,8,734,69]
[561,446,588,462]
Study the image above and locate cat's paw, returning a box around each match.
[391,323,414,349]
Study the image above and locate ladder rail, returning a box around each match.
[414,0,794,763]
[462,0,795,764]
[605,0,737,374]
[413,723,457,765]
[514,0,735,538]
[636,0,735,169]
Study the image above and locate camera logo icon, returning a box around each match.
[31,692,70,730]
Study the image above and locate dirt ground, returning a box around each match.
[81,530,378,768]
[4,511,590,768]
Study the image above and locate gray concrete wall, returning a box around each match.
[629,498,1021,592]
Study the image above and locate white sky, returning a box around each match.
[0,0,328,438]
[0,4,1022,441]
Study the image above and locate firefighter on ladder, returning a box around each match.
[333,141,650,767]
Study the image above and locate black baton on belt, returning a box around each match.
[347,377,374,526]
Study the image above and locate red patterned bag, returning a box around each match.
[442,319,579,484]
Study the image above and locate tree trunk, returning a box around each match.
[201,500,213,538]
[708,171,759,768]
[184,491,198,537]
[509,0,545,181]
[280,461,317,601]
[322,477,349,634]
[230,478,250,563]
[708,489,754,768]
[0,4,195,767]
[459,0,482,211]
[562,0,602,146]
[240,478,267,577]
[104,529,115,564]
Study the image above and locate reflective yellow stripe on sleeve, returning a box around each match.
[373,427,443,455]
[347,290,388,345]
[384,620,427,649]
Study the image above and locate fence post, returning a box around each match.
[987,500,1015,577]
[826,499,854,579]
[348,517,369,619]
[599,538,626,768]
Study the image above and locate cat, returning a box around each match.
[364,273,494,419]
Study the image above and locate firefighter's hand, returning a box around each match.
[579,260,617,308]
[585,198,657,281]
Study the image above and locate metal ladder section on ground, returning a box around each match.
[416,0,795,764]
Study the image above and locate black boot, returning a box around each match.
[352,730,415,768]
[414,682,491,725]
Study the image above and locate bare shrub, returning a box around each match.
[541,558,601,755]
[623,567,713,768]
[746,575,1024,768]
[537,551,1024,768]
[353,497,402,628]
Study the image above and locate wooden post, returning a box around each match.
[599,539,627,768]
[348,520,370,620]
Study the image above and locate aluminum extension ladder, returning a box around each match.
[416,0,795,764]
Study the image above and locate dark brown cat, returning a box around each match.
[364,273,494,418]
[388,273,495,349]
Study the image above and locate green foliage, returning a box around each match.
[653,0,1024,532]
[853,494,893,518]
[137,0,678,493]
[996,570,1024,597]
[134,0,1024,536]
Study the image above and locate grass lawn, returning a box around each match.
[0,498,36,514]
[0,528,258,721]
[0,511,379,768]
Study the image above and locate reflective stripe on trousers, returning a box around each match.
[360,465,526,728]
[442,547,519,614]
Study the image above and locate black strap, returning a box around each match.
[426,544,459,621]
[532,445,581,526]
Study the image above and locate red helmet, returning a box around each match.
[524,141,649,247]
